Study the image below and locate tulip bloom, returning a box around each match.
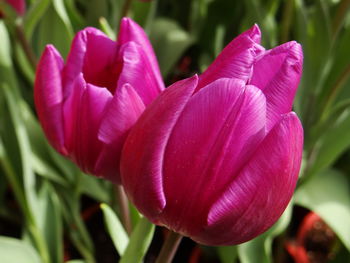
[121,25,303,245]
[1,0,25,16]
[35,18,164,183]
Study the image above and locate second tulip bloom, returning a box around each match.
[35,18,164,183]
[121,25,304,245]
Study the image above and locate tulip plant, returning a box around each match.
[0,0,350,263]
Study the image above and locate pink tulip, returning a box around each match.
[1,0,25,16]
[35,18,164,183]
[121,24,303,245]
[6,0,25,15]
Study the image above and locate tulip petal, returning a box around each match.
[63,74,85,154]
[62,27,117,95]
[118,17,164,91]
[70,84,112,174]
[6,0,26,15]
[121,75,198,220]
[202,112,303,245]
[197,24,264,90]
[117,42,164,105]
[34,45,66,154]
[95,84,146,183]
[98,83,146,144]
[159,79,266,236]
[249,41,303,131]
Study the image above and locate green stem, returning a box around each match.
[280,0,294,43]
[15,23,37,69]
[121,0,133,18]
[320,62,350,121]
[115,185,132,235]
[0,155,29,217]
[0,156,50,263]
[332,0,350,42]
[28,224,51,263]
[156,231,183,263]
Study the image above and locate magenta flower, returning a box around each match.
[121,25,303,245]
[35,18,164,183]
[2,0,26,16]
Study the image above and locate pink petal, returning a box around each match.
[68,84,112,174]
[158,79,266,236]
[117,42,164,105]
[249,41,303,131]
[62,74,85,154]
[34,45,66,155]
[200,112,303,245]
[121,75,198,221]
[62,27,117,96]
[118,18,164,91]
[197,24,264,90]
[98,83,145,144]
[6,0,25,15]
[95,84,146,183]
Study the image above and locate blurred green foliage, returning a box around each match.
[1,0,350,262]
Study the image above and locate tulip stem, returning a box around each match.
[320,62,350,121]
[15,23,37,69]
[280,0,294,43]
[332,0,350,41]
[121,0,133,18]
[115,185,132,235]
[156,230,183,263]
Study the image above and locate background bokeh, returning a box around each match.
[0,0,350,262]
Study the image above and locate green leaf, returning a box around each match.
[52,0,74,38]
[20,101,68,186]
[0,21,12,68]
[130,0,157,31]
[189,0,211,36]
[213,24,226,57]
[150,18,193,77]
[119,217,155,263]
[23,0,51,40]
[306,107,350,177]
[238,234,270,263]
[14,43,35,84]
[85,0,109,27]
[1,84,50,263]
[100,203,129,256]
[0,21,17,89]
[217,246,238,263]
[129,203,142,229]
[37,5,72,57]
[31,154,68,185]
[0,236,41,263]
[241,0,278,48]
[80,173,111,203]
[37,183,63,263]
[64,0,85,30]
[130,0,151,25]
[99,17,116,40]
[2,85,39,222]
[324,24,350,108]
[295,169,350,251]
[294,0,332,122]
[60,193,95,262]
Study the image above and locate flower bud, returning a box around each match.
[35,18,164,183]
[1,0,26,17]
[121,25,303,245]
